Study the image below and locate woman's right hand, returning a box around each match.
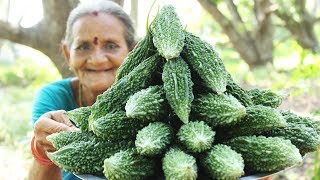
[33,110,79,157]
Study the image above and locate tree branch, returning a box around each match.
[197,0,262,65]
[0,20,41,48]
[225,0,244,24]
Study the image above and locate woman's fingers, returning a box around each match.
[33,110,80,154]
[50,110,76,128]
[35,111,79,134]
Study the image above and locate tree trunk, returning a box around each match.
[197,0,274,69]
[275,0,319,53]
[254,0,274,66]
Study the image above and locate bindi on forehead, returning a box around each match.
[92,11,99,16]
[93,37,98,45]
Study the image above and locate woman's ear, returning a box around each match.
[62,43,70,63]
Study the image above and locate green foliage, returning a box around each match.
[0,57,60,88]
[313,151,320,180]
[0,87,33,146]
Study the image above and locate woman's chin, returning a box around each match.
[85,81,113,93]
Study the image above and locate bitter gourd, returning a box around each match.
[150,5,185,60]
[46,131,95,150]
[263,122,320,155]
[91,111,148,141]
[135,122,173,156]
[65,106,91,132]
[103,148,155,180]
[201,144,244,180]
[177,121,215,153]
[162,148,198,180]
[88,53,161,130]
[225,75,253,107]
[225,136,302,174]
[182,31,228,94]
[248,88,283,108]
[47,140,131,175]
[191,93,246,128]
[125,85,168,121]
[115,33,155,81]
[162,56,194,124]
[281,110,320,134]
[224,105,287,138]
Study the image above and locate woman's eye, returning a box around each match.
[76,43,91,50]
[104,43,118,50]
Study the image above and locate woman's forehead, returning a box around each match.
[71,14,125,40]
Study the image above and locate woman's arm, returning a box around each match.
[28,161,62,180]
[28,110,79,180]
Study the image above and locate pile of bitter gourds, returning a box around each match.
[46,5,320,180]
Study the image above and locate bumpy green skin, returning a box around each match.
[65,106,91,132]
[47,140,131,175]
[191,93,246,128]
[202,144,244,180]
[263,123,320,155]
[182,32,228,94]
[225,136,302,174]
[115,33,155,81]
[162,148,198,180]
[247,88,283,108]
[225,105,287,137]
[46,131,95,150]
[177,121,215,153]
[150,5,184,60]
[225,76,253,107]
[162,56,194,124]
[88,54,161,129]
[281,110,320,134]
[135,122,173,156]
[125,85,168,121]
[103,148,155,180]
[91,111,148,141]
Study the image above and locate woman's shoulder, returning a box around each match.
[36,78,74,98]
[39,78,72,91]
[44,78,72,88]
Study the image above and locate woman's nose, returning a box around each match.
[90,49,108,63]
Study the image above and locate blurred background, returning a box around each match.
[0,0,319,179]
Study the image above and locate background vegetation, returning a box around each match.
[0,0,319,179]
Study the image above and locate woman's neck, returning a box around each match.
[79,83,102,106]
[71,78,103,107]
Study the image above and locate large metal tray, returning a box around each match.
[75,171,280,180]
[74,157,303,180]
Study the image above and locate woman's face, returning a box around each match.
[64,13,129,92]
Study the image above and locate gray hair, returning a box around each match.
[64,0,135,48]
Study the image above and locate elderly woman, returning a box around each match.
[28,0,135,179]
